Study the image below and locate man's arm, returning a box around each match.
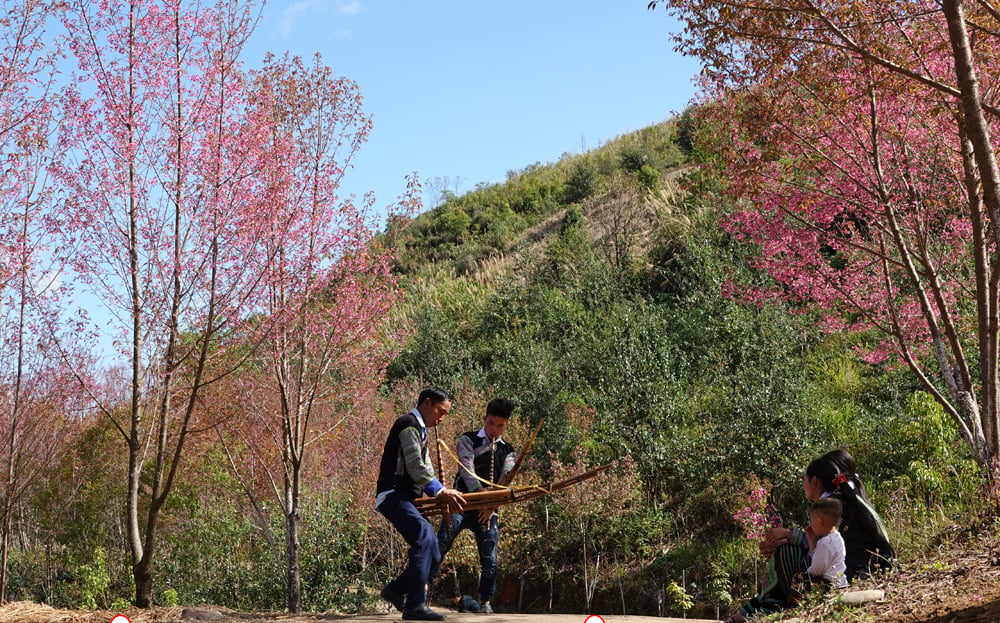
[399,426,443,496]
[399,426,465,512]
[497,446,516,483]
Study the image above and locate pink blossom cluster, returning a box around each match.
[683,26,994,462]
[732,486,780,541]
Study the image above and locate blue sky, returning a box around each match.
[244,1,702,217]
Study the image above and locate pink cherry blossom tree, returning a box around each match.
[653,0,1000,471]
[52,0,298,607]
[0,119,81,602]
[0,0,83,603]
[206,53,417,612]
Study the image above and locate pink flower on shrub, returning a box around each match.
[733,486,780,541]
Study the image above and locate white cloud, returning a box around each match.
[277,1,365,39]
[336,1,364,16]
[278,1,315,39]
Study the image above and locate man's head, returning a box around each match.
[416,387,452,427]
[809,497,842,536]
[483,397,515,441]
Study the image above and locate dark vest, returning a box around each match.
[376,412,426,497]
[453,431,515,493]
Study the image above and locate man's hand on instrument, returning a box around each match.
[436,487,466,513]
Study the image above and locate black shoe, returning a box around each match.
[402,604,447,620]
[381,586,405,612]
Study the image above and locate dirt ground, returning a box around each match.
[0,604,716,623]
[3,525,998,623]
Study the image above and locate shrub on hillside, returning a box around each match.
[637,164,660,192]
[620,144,654,173]
[564,160,598,204]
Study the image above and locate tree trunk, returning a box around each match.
[285,488,301,612]
[959,127,999,470]
[124,0,149,607]
[580,520,590,612]
[133,486,164,608]
[942,0,1000,467]
[1,506,11,603]
[134,555,154,608]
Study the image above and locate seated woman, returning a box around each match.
[724,451,894,623]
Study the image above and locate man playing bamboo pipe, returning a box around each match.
[434,398,517,614]
[377,387,466,621]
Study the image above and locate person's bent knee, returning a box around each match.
[417,522,441,565]
[431,545,442,568]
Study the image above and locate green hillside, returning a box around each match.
[394,119,686,278]
[379,112,984,617]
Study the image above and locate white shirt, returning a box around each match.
[807,530,848,588]
[476,427,504,445]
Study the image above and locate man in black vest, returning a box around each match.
[435,398,516,614]
[377,387,466,621]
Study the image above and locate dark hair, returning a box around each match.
[812,453,896,579]
[417,387,451,408]
[820,448,870,501]
[822,448,856,475]
[810,497,843,525]
[805,457,841,492]
[485,397,515,419]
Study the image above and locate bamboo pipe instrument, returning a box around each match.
[434,426,451,525]
[414,461,615,509]
[464,417,545,518]
[413,483,542,510]
[496,418,544,486]
[547,461,615,492]
[417,462,615,517]
[424,417,545,516]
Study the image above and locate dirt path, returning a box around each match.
[317,615,716,623]
[0,603,718,623]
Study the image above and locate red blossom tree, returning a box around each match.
[652,0,1000,471]
[207,53,417,612]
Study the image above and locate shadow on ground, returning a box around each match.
[921,598,1000,623]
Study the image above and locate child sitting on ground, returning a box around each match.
[804,497,848,589]
[452,594,481,612]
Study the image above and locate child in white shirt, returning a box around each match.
[805,496,848,589]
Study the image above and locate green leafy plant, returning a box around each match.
[78,548,110,610]
[564,160,598,203]
[162,588,179,608]
[663,580,693,616]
